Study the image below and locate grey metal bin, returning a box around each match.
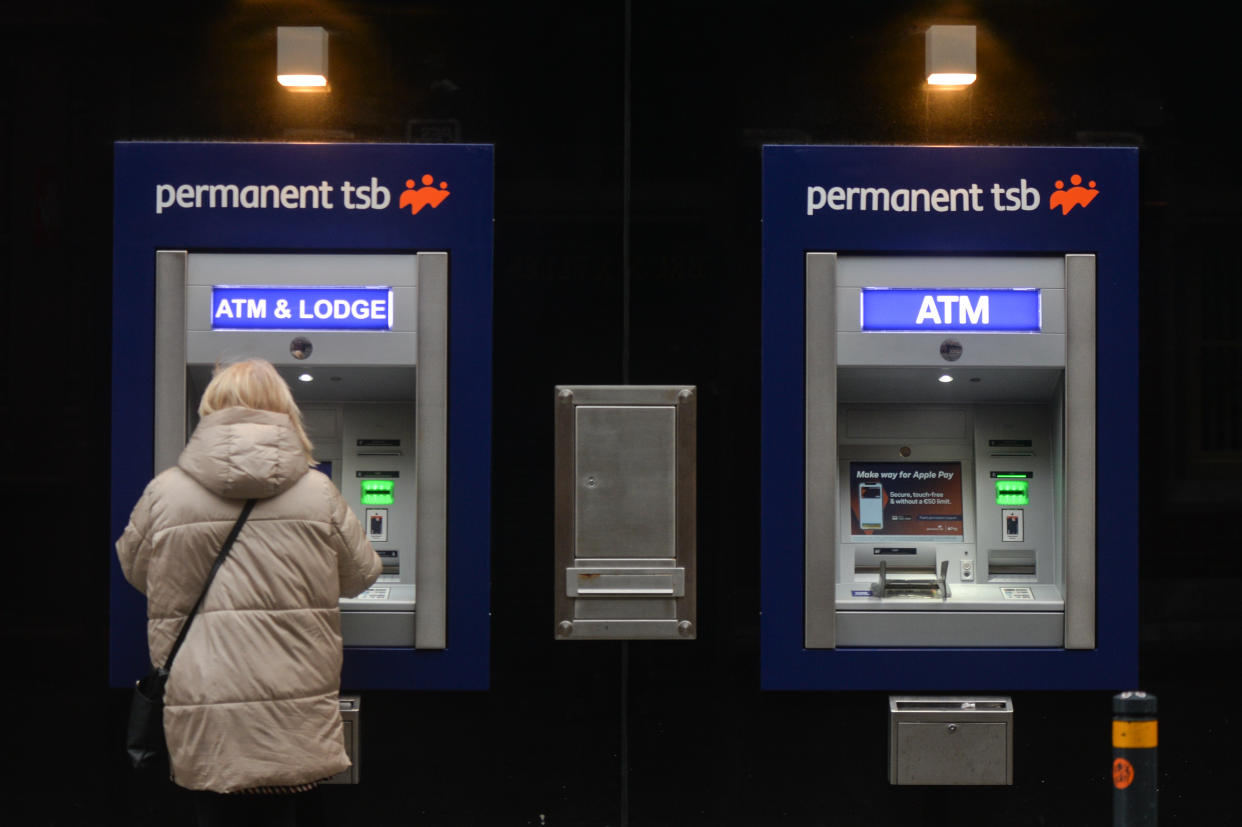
[889,696,1013,785]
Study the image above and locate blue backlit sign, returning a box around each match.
[860,288,1041,332]
[211,286,394,331]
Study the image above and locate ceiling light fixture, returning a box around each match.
[277,26,329,92]
[926,25,976,86]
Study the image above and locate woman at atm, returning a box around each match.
[116,358,382,825]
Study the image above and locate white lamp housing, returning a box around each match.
[277,26,329,90]
[926,25,976,86]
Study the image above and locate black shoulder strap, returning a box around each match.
[161,498,257,671]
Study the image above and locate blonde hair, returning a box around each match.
[198,359,315,464]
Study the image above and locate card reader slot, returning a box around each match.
[855,546,937,572]
[856,564,935,574]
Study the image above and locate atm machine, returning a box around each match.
[110,142,492,691]
[807,253,1094,650]
[157,251,445,649]
[761,145,1138,691]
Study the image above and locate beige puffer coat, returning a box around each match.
[116,407,381,792]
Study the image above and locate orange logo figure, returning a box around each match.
[1049,174,1099,215]
[399,174,451,215]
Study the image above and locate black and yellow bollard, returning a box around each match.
[1113,690,1158,826]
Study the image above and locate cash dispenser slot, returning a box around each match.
[870,560,951,600]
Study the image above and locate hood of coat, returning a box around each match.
[178,407,310,500]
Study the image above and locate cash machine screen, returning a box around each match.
[848,461,964,540]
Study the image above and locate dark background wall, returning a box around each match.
[1,1,1236,824]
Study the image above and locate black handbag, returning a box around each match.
[127,499,257,770]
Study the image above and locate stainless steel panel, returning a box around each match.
[561,386,688,405]
[566,568,685,596]
[837,331,1066,368]
[842,406,967,441]
[1064,254,1097,649]
[573,598,678,620]
[414,252,449,650]
[187,252,419,288]
[189,364,416,403]
[836,611,1063,647]
[554,390,577,635]
[563,619,688,639]
[837,255,1063,289]
[805,252,838,649]
[186,329,418,367]
[890,696,1013,786]
[838,367,1065,404]
[154,250,188,475]
[340,610,416,647]
[896,723,1008,784]
[555,386,696,640]
[574,405,677,559]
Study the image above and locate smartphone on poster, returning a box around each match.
[859,482,884,530]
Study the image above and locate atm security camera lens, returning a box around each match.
[939,339,963,361]
[290,337,313,360]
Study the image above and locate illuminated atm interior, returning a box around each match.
[155,251,447,650]
[807,254,1096,649]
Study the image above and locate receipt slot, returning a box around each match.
[111,142,492,690]
[761,146,1137,690]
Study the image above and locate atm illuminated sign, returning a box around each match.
[860,288,1041,332]
[211,286,394,331]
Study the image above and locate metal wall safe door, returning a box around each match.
[554,386,697,640]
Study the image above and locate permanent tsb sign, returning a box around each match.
[765,145,1137,253]
[759,145,1139,691]
[111,142,494,691]
[113,142,490,247]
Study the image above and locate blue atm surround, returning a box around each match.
[110,142,492,690]
[761,145,1138,690]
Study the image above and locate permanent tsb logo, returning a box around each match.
[153,173,452,216]
[400,174,451,214]
[805,174,1099,216]
[1048,174,1098,215]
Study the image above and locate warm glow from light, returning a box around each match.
[927,73,977,86]
[278,74,329,89]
